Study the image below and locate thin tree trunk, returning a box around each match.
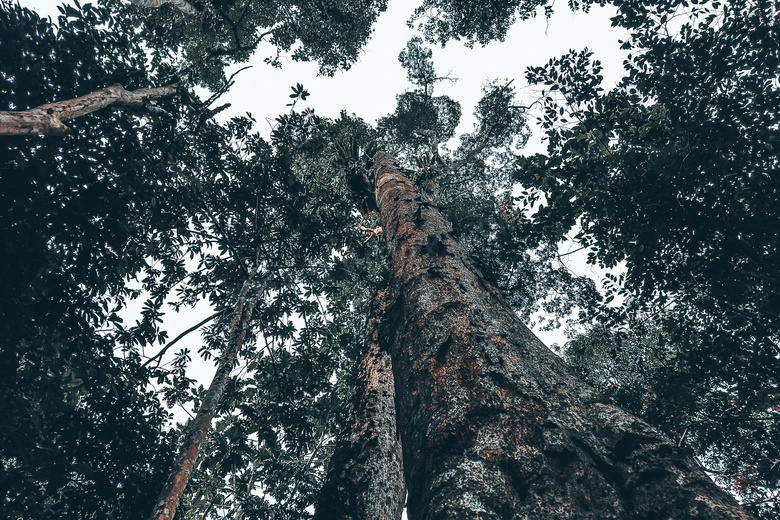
[371,152,752,519]
[148,267,264,520]
[0,84,179,136]
[313,286,405,520]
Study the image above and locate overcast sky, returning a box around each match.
[223,0,629,156]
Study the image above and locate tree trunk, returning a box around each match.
[313,287,405,520]
[148,268,264,520]
[371,152,752,519]
[0,83,179,136]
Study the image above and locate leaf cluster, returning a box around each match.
[1,3,190,518]
[518,1,780,515]
[119,0,389,90]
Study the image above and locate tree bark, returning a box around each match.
[148,268,264,520]
[371,151,752,519]
[313,286,405,520]
[0,84,179,136]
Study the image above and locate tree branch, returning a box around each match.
[142,311,222,369]
[0,83,179,136]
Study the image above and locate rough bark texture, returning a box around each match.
[148,269,264,520]
[313,287,405,520]
[372,152,752,520]
[0,84,179,136]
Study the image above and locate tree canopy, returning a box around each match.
[515,1,780,515]
[1,0,778,517]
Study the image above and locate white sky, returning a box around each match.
[222,0,628,157]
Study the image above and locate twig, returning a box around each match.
[142,311,222,369]
[678,426,688,447]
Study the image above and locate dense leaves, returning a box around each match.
[122,0,389,88]
[0,0,386,518]
[411,0,547,46]
[409,0,608,46]
[516,1,780,515]
[128,103,393,518]
[0,2,188,518]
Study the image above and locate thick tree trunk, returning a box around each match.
[148,268,264,520]
[371,152,752,519]
[313,287,405,520]
[0,84,179,136]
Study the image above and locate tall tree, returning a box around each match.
[317,151,752,518]
[6,0,775,517]
[402,0,780,514]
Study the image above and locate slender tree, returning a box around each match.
[313,288,405,520]
[149,266,266,520]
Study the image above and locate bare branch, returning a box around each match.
[0,83,179,136]
[141,311,222,369]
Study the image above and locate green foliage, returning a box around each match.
[120,0,389,89]
[132,106,390,518]
[377,38,461,156]
[0,2,187,518]
[378,90,461,152]
[410,0,565,46]
[518,1,780,515]
[333,134,377,169]
[398,36,440,94]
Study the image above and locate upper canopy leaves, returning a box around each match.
[121,0,389,89]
